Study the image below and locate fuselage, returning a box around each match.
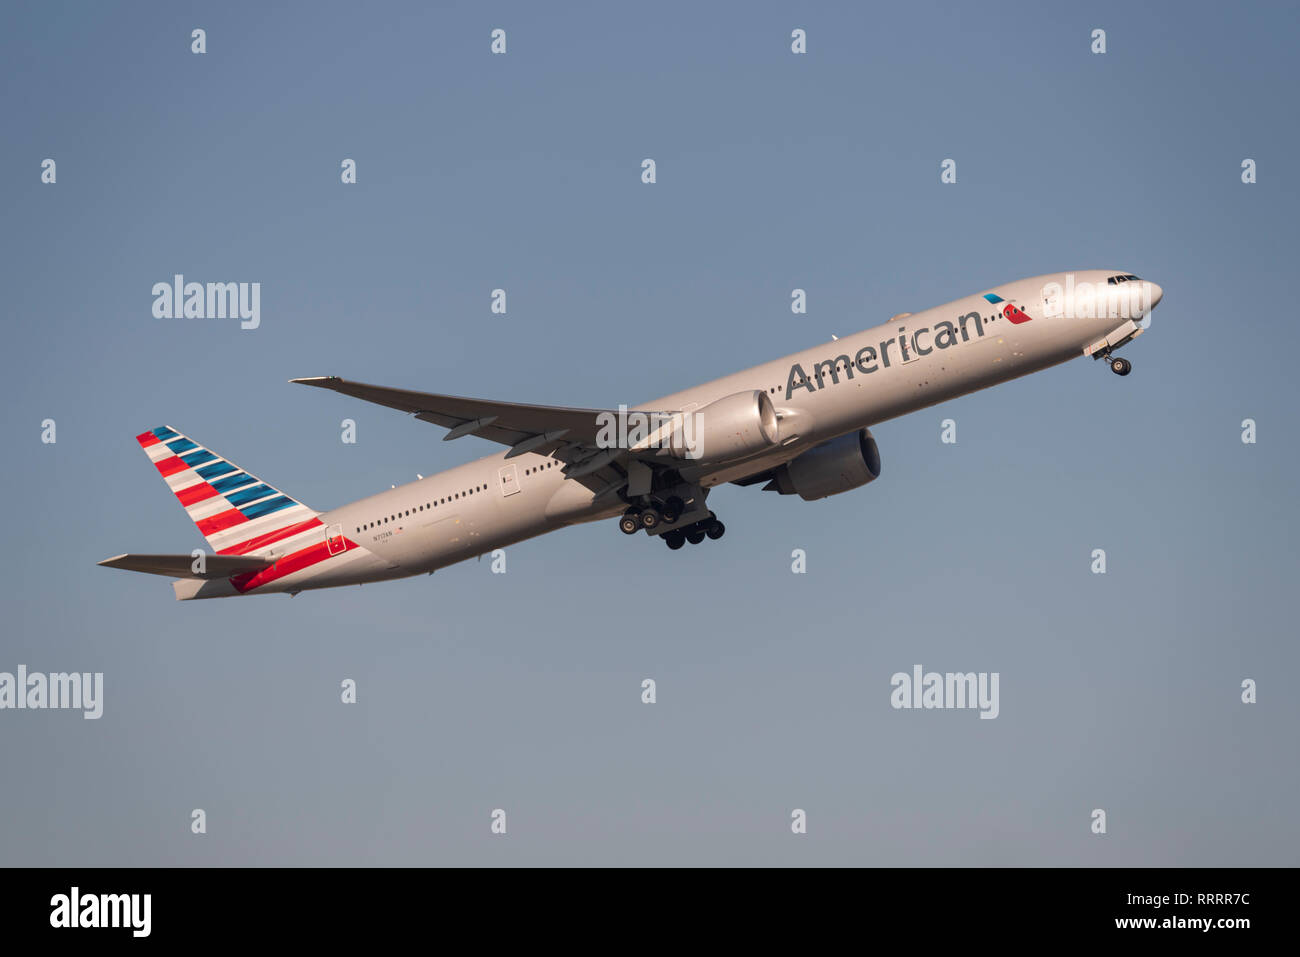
[207,270,1162,597]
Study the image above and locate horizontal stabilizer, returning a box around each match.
[97,553,275,580]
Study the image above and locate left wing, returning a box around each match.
[291,376,670,492]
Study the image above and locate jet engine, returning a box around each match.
[667,390,780,462]
[765,428,881,500]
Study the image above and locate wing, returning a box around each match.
[291,376,616,450]
[291,376,663,495]
[98,553,275,579]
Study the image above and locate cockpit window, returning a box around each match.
[1106,274,1142,284]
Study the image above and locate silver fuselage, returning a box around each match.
[264,270,1160,594]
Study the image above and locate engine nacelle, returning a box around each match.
[671,390,780,462]
[768,428,881,501]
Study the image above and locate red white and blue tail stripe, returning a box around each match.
[135,426,322,556]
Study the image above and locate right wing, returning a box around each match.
[97,553,275,580]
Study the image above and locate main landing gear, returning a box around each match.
[620,495,724,550]
[662,518,725,551]
[619,495,685,535]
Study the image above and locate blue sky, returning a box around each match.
[1,0,1296,865]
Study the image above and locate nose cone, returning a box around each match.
[1134,279,1162,328]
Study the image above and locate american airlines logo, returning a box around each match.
[983,292,1032,323]
[785,309,990,400]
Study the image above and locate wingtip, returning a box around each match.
[289,376,340,386]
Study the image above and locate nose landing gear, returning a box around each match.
[1109,356,1131,376]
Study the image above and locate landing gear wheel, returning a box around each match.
[661,496,684,524]
[619,510,640,535]
[686,528,706,545]
[705,520,725,540]
[1110,357,1131,376]
[664,531,685,550]
[640,508,662,531]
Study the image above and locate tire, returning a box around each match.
[705,520,725,540]
[640,508,661,530]
[665,531,685,550]
[619,512,640,535]
[686,529,706,545]
[662,496,684,524]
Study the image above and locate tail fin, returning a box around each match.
[135,427,321,555]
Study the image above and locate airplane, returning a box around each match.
[99,270,1163,600]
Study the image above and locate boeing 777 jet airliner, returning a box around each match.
[100,270,1162,599]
